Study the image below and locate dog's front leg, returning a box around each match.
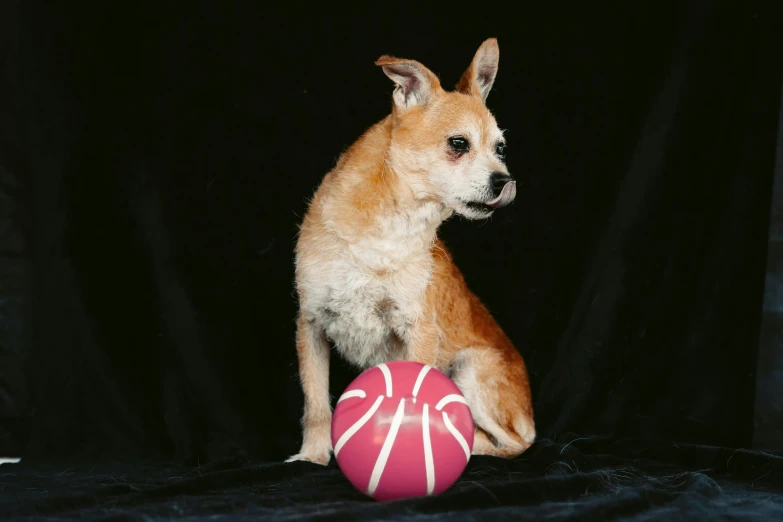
[286,314,332,465]
[406,318,440,368]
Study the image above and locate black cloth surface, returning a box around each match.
[3,439,783,521]
[2,1,783,520]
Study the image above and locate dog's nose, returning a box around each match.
[490,172,514,198]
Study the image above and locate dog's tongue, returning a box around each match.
[487,180,516,209]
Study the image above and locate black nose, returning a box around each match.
[490,172,514,198]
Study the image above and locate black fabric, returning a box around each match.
[0,0,29,457]
[3,0,783,520]
[3,439,783,521]
[755,79,783,449]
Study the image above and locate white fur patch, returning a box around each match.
[298,201,444,369]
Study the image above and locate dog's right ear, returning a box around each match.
[376,56,441,111]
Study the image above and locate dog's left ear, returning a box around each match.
[376,56,441,111]
[456,38,500,102]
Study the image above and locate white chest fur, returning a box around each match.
[298,201,444,369]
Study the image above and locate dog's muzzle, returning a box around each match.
[487,172,516,209]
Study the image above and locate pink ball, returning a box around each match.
[331,360,475,501]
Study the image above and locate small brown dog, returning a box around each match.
[287,38,535,465]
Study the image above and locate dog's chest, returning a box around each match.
[313,251,433,368]
[302,205,442,369]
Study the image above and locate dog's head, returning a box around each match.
[377,38,514,220]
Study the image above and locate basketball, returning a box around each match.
[331,360,475,501]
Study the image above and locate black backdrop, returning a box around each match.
[2,0,782,508]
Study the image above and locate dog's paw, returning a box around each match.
[285,451,331,466]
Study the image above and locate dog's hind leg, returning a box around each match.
[450,348,536,459]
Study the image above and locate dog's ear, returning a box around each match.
[376,56,441,111]
[456,38,499,102]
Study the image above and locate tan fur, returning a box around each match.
[287,38,535,465]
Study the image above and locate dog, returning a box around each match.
[287,38,535,465]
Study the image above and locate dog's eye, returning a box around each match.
[496,142,506,159]
[448,137,470,153]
